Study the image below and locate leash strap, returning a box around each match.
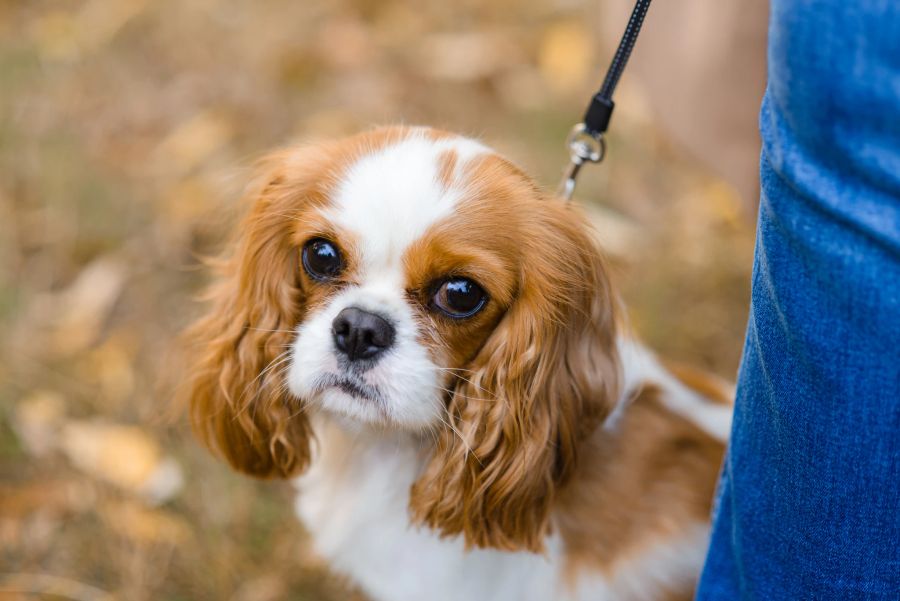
[558,0,653,200]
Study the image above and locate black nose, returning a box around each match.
[332,307,396,362]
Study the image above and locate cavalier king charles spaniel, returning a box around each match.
[184,126,733,601]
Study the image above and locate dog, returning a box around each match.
[184,126,733,601]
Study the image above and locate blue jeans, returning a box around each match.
[696,1,900,599]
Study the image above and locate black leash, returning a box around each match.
[559,0,653,200]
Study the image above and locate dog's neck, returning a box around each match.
[293,335,730,601]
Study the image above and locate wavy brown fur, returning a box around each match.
[409,161,621,551]
[183,152,320,478]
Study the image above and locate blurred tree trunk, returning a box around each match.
[600,0,768,211]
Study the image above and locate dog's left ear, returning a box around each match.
[410,200,620,552]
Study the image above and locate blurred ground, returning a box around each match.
[0,0,756,599]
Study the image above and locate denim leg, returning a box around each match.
[696,1,900,599]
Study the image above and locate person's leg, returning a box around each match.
[696,1,900,599]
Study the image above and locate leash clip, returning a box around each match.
[558,123,606,200]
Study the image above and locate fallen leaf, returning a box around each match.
[0,479,95,518]
[28,10,80,61]
[538,21,593,93]
[60,421,184,504]
[12,391,67,457]
[231,574,287,601]
[156,111,234,175]
[27,0,151,61]
[702,179,744,227]
[103,499,190,546]
[51,257,127,355]
[84,332,137,408]
[0,573,115,601]
[75,0,151,53]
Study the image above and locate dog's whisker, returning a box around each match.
[434,366,478,374]
[432,411,483,467]
[232,350,293,419]
[434,373,505,407]
[245,326,297,334]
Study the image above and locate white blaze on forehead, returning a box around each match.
[324,131,489,275]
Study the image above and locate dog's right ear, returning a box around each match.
[182,151,319,478]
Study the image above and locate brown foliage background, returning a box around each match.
[0,0,756,599]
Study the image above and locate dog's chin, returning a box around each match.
[292,370,443,432]
[317,384,391,427]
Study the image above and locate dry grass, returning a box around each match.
[0,0,754,599]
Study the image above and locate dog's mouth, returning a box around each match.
[314,373,383,404]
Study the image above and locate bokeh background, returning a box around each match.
[0,0,766,599]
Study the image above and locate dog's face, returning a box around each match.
[185,126,619,551]
[286,132,511,430]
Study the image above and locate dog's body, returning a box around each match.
[185,126,732,601]
[296,338,730,601]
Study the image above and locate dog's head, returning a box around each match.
[185,126,620,551]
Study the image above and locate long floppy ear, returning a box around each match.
[183,154,316,478]
[411,201,620,551]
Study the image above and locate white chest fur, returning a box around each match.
[293,340,726,601]
[294,418,563,601]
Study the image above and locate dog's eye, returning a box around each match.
[432,278,487,318]
[302,238,343,281]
